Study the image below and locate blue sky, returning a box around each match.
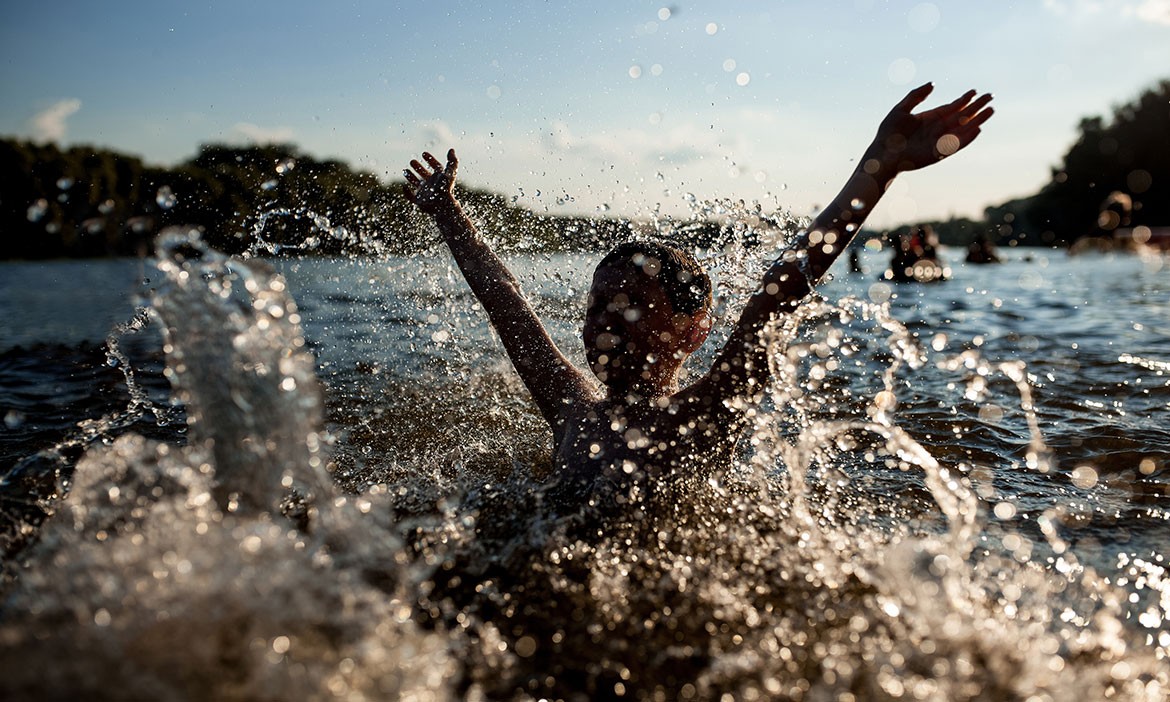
[2,1,1168,227]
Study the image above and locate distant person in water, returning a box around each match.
[965,232,1002,264]
[402,83,993,511]
[849,248,865,274]
[888,224,948,282]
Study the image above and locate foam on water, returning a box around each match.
[1,216,1168,700]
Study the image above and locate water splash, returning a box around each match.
[243,207,372,258]
[1,228,455,700]
[152,227,332,515]
[2,219,1168,700]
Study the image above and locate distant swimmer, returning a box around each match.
[402,83,993,511]
[887,224,949,282]
[849,248,865,274]
[965,232,1002,264]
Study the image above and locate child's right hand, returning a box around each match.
[404,148,459,214]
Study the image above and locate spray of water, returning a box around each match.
[1,202,1167,700]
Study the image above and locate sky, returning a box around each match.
[2,0,1168,228]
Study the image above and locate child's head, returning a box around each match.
[583,241,713,394]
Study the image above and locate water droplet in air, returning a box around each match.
[26,198,48,222]
[1070,464,1098,489]
[156,186,177,209]
[908,3,941,33]
[874,390,897,413]
[936,134,960,157]
[4,410,25,429]
[887,58,916,85]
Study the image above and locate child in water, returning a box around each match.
[403,83,993,510]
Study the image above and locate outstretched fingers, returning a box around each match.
[896,82,936,112]
[409,159,432,181]
[918,89,979,121]
[412,149,458,181]
[956,93,994,126]
[947,104,994,153]
[403,148,459,210]
[403,156,434,204]
[947,95,994,141]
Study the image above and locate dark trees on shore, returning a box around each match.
[985,79,1169,247]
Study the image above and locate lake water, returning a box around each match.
[1,238,1168,700]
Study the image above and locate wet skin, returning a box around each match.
[401,84,995,507]
[581,263,707,398]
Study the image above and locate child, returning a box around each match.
[403,83,993,509]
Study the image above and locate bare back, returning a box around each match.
[548,385,747,511]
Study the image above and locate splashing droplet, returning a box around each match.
[936,134,961,157]
[1070,465,1099,489]
[26,198,48,222]
[156,186,177,210]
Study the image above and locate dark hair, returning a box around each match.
[596,240,712,315]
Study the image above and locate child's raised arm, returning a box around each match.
[695,84,994,402]
[404,149,596,428]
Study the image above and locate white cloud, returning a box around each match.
[417,121,459,150]
[1043,0,1170,25]
[542,121,575,152]
[374,110,840,220]
[230,122,296,144]
[1131,0,1170,25]
[30,99,82,142]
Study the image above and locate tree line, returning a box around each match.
[0,140,729,260]
[903,78,1169,248]
[2,78,1165,258]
